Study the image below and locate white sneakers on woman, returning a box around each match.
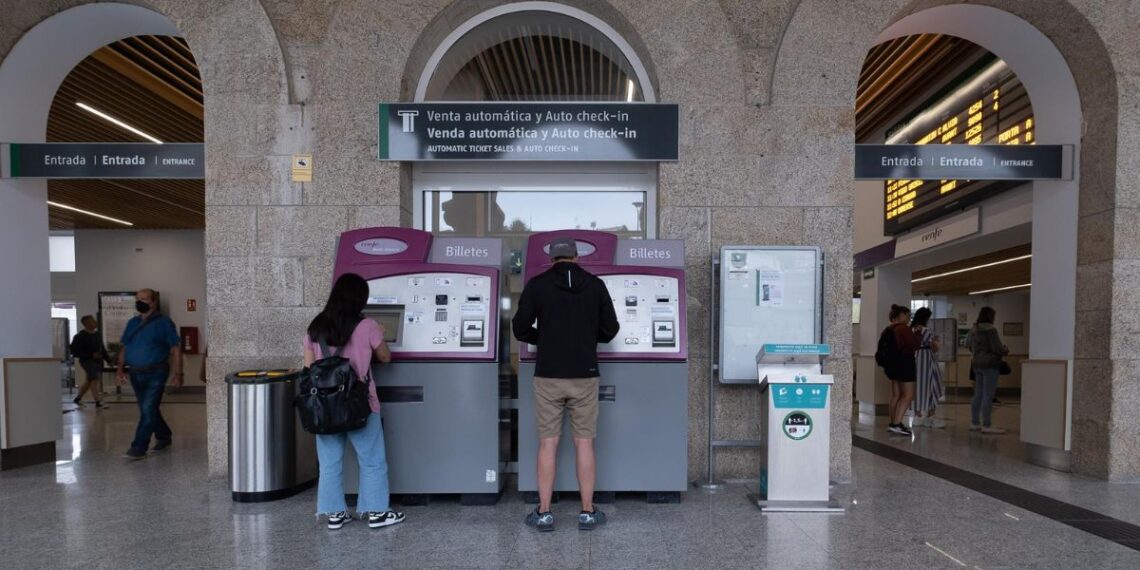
[921,417,946,429]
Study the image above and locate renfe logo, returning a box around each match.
[628,246,672,260]
[445,245,489,258]
[542,241,597,256]
[398,110,419,132]
[921,228,944,243]
[354,238,409,256]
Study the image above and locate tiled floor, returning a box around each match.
[2,398,1139,569]
[855,396,1140,527]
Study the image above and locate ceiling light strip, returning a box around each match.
[47,201,134,227]
[912,254,1032,283]
[75,102,163,144]
[969,283,1031,295]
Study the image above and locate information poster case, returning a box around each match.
[98,291,149,359]
[719,247,822,383]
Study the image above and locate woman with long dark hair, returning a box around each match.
[882,304,920,435]
[302,273,404,530]
[910,307,944,428]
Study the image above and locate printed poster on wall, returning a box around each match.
[98,291,138,353]
[757,270,784,306]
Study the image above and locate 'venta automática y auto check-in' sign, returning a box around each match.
[1,143,204,179]
[854,144,1072,180]
[378,103,679,161]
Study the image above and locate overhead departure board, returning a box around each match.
[884,59,1034,234]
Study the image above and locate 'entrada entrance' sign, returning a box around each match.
[1,143,204,179]
[854,144,1071,181]
[378,103,679,161]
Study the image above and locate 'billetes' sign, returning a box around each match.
[1,143,204,179]
[378,103,679,161]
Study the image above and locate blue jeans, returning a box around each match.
[971,368,1000,427]
[129,369,172,452]
[315,412,390,515]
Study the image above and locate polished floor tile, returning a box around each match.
[0,396,1137,568]
[854,396,1140,527]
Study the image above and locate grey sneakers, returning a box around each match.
[526,508,608,531]
[578,509,607,531]
[525,509,555,532]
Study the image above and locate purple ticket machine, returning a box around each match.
[518,230,688,501]
[333,227,503,503]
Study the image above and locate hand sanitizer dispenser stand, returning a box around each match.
[757,344,843,513]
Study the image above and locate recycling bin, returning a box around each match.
[227,369,317,502]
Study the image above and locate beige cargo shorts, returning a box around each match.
[533,376,600,439]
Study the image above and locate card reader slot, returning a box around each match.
[378,386,424,403]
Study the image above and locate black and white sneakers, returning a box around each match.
[887,423,913,436]
[327,511,404,530]
[368,511,405,529]
[578,509,607,531]
[327,511,352,530]
[525,509,555,532]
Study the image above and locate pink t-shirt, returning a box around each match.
[302,319,385,413]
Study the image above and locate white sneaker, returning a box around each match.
[927,418,946,429]
[969,424,981,431]
[981,426,1007,434]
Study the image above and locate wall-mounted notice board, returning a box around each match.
[718,246,822,384]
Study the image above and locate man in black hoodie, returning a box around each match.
[513,237,620,532]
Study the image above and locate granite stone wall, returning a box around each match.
[2,0,1135,483]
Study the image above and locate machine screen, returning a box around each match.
[363,305,404,344]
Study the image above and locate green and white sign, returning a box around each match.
[761,344,831,356]
[378,102,679,161]
[1,143,204,179]
[771,383,829,409]
[782,411,813,440]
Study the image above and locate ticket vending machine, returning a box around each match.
[518,230,688,501]
[332,227,504,503]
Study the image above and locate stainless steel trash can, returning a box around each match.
[227,369,317,502]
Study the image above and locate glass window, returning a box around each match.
[49,235,76,272]
[424,189,648,376]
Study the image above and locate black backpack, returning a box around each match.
[875,325,899,369]
[294,338,371,434]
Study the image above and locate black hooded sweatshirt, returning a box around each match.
[512,262,620,379]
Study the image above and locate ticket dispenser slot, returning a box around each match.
[652,320,676,347]
[461,320,485,347]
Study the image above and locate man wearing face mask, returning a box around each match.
[116,288,183,460]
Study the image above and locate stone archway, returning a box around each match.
[0,0,292,479]
[771,0,1123,479]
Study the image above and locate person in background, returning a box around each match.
[968,306,1008,434]
[302,273,404,531]
[910,307,944,428]
[70,315,109,409]
[116,289,182,459]
[882,304,920,436]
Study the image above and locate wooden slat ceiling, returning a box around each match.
[448,34,638,101]
[855,245,1031,297]
[910,244,1031,296]
[856,34,989,142]
[46,35,202,230]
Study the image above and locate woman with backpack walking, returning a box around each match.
[302,273,405,530]
[910,307,945,428]
[968,306,1008,434]
[876,304,921,436]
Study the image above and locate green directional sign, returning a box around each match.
[2,143,204,179]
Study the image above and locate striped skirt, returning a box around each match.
[914,331,943,414]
